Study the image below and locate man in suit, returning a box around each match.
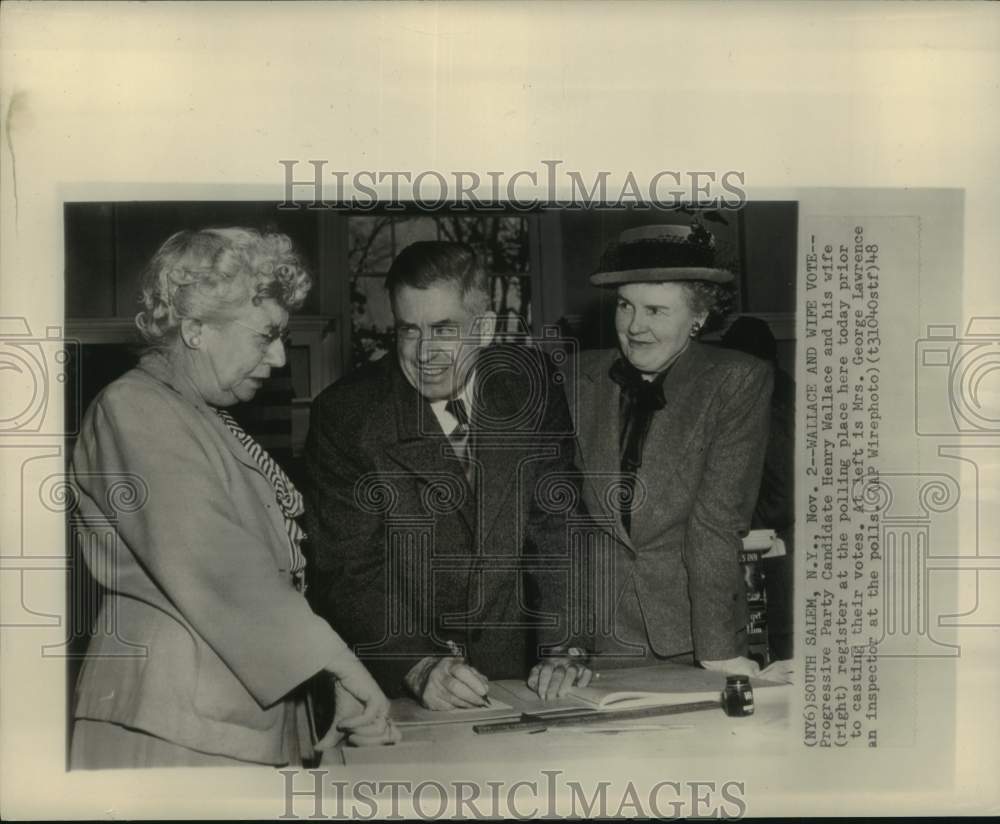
[304,241,590,708]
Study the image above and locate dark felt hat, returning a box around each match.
[590,223,734,287]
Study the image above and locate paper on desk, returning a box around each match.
[488,680,594,715]
[391,696,518,726]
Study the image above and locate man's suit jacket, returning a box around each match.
[70,353,346,765]
[303,347,579,696]
[564,343,773,662]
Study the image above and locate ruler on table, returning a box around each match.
[473,699,721,735]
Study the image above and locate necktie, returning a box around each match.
[445,398,475,489]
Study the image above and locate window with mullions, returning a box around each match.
[349,214,533,370]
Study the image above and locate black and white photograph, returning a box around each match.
[1,1,998,819]
[61,201,797,774]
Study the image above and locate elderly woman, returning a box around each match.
[70,227,398,769]
[565,223,773,678]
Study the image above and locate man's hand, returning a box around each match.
[699,656,760,678]
[404,655,491,710]
[527,656,593,701]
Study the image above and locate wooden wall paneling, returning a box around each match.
[318,210,350,382]
[535,210,564,331]
[64,202,116,318]
[741,202,798,314]
[109,202,324,319]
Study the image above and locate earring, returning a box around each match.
[689,322,701,338]
[191,335,201,346]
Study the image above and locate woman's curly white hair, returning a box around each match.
[135,227,311,348]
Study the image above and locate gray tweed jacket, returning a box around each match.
[302,347,581,697]
[564,343,773,662]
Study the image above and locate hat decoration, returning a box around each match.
[590,222,734,286]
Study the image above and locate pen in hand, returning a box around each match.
[446,640,492,707]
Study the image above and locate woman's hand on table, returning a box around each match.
[699,656,760,678]
[326,681,401,747]
[316,653,400,748]
[700,656,794,684]
[760,659,794,684]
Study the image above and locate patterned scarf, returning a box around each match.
[215,408,307,592]
[609,357,670,536]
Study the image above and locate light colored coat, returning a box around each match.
[70,353,345,765]
[565,344,773,662]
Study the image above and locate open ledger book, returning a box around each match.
[536,663,784,712]
[389,663,785,725]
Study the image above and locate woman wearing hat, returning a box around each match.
[565,223,772,678]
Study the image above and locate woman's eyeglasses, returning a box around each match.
[231,319,292,350]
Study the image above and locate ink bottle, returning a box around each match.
[723,675,754,717]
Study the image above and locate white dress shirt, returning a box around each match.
[429,371,476,436]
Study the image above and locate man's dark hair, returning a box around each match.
[385,241,491,314]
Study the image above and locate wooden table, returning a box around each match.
[327,665,790,769]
